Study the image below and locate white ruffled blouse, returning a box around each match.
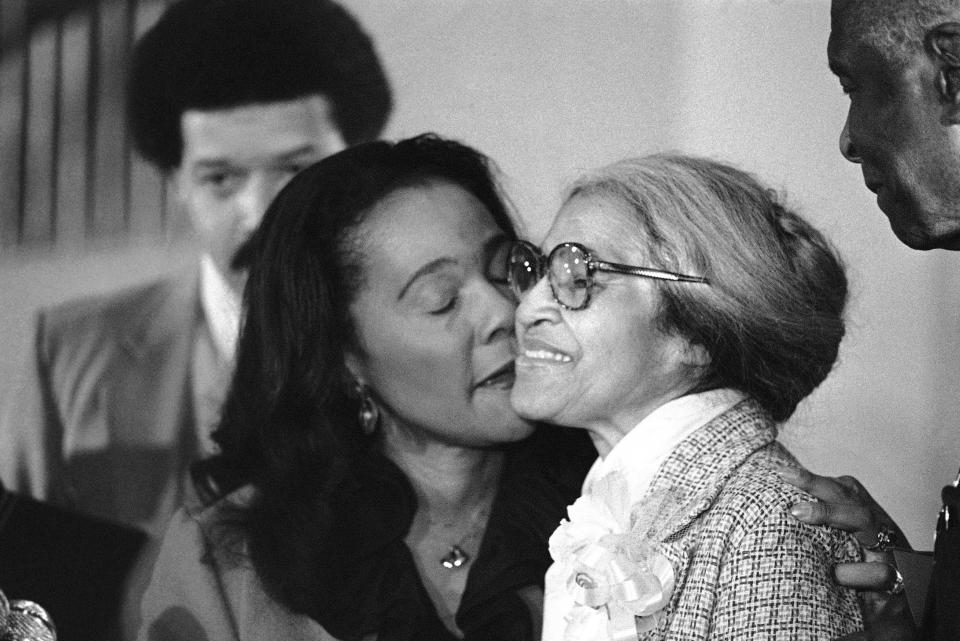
[541,388,746,641]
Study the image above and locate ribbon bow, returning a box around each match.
[547,473,676,641]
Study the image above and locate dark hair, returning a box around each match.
[127,0,392,171]
[569,154,848,422]
[204,134,516,635]
[832,0,957,69]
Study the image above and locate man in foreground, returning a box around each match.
[787,1,960,639]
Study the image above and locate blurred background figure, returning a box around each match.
[0,0,392,539]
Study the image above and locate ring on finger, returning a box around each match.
[884,564,904,595]
[863,524,897,552]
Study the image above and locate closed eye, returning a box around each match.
[429,296,458,315]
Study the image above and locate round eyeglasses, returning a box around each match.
[507,240,709,310]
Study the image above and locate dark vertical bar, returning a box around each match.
[121,0,136,231]
[160,0,172,236]
[0,0,25,248]
[129,0,167,238]
[83,0,99,239]
[49,12,63,243]
[0,0,5,245]
[15,3,30,244]
[22,18,57,245]
[55,8,91,249]
[90,0,131,238]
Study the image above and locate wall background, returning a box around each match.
[2,0,957,547]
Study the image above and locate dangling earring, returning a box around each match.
[356,384,380,436]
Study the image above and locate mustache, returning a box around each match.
[230,234,258,272]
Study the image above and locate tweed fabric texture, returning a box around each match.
[632,399,864,640]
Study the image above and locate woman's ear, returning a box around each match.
[343,350,366,387]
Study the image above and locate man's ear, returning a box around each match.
[926,23,960,122]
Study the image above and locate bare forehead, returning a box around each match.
[178,99,342,172]
[364,180,499,247]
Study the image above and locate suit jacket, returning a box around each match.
[0,270,202,537]
[645,399,864,639]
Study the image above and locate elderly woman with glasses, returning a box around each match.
[508,153,863,640]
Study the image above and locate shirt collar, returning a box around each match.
[199,254,241,363]
[582,388,746,502]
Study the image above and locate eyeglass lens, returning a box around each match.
[507,241,543,298]
[550,244,590,308]
[507,242,592,309]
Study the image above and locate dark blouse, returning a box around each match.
[454,426,595,640]
[191,425,595,641]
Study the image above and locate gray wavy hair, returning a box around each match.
[567,153,848,422]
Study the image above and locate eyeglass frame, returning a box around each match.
[507,240,709,311]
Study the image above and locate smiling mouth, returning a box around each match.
[476,362,516,389]
[521,348,572,363]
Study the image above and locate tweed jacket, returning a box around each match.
[0,269,203,537]
[545,398,863,640]
[642,399,863,639]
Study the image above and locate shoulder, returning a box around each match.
[141,490,246,635]
[140,506,233,640]
[150,484,255,570]
[703,442,859,562]
[190,484,256,561]
[35,271,199,387]
[142,486,330,641]
[658,443,863,638]
[41,271,197,346]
